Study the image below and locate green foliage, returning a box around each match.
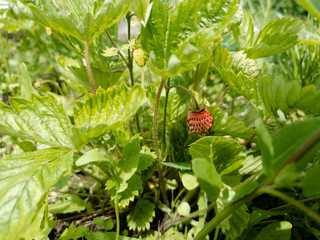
[296,0,320,21]
[303,161,320,197]
[127,199,155,231]
[254,221,292,240]
[217,186,250,240]
[49,194,86,214]
[259,77,320,116]
[72,84,146,149]
[1,0,320,239]
[106,139,143,208]
[0,149,73,240]
[20,0,134,45]
[190,136,245,175]
[244,18,303,59]
[0,94,73,148]
[192,158,222,202]
[140,0,239,77]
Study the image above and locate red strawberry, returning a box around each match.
[186,108,213,136]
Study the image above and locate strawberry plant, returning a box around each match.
[0,0,320,239]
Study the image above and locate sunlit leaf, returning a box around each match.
[140,0,239,77]
[127,199,155,231]
[190,136,245,175]
[20,0,135,44]
[0,94,73,148]
[245,18,303,59]
[72,84,146,149]
[192,158,222,202]
[256,120,274,176]
[0,149,73,240]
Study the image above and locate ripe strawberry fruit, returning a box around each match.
[186,108,213,136]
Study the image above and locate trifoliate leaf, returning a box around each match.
[245,18,303,59]
[127,199,155,232]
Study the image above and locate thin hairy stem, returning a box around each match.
[84,41,96,94]
[115,195,120,240]
[162,79,170,151]
[104,29,129,67]
[153,77,168,205]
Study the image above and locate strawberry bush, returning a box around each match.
[0,0,320,239]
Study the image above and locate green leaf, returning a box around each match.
[303,162,320,197]
[127,199,155,231]
[59,222,89,240]
[192,158,222,202]
[49,194,86,214]
[239,155,263,175]
[296,0,320,21]
[93,217,114,231]
[232,10,254,48]
[21,0,135,44]
[72,84,146,149]
[181,173,199,191]
[141,0,239,77]
[106,174,142,208]
[245,18,303,59]
[76,148,108,166]
[212,46,263,113]
[0,94,73,148]
[177,202,191,216]
[162,227,186,240]
[161,162,191,171]
[19,63,33,101]
[231,181,259,203]
[271,118,320,171]
[249,209,284,227]
[0,149,73,240]
[117,138,141,192]
[259,77,320,116]
[209,104,256,139]
[256,120,274,176]
[138,149,156,172]
[217,186,249,240]
[254,221,292,240]
[190,137,245,175]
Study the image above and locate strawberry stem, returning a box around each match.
[168,85,200,110]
